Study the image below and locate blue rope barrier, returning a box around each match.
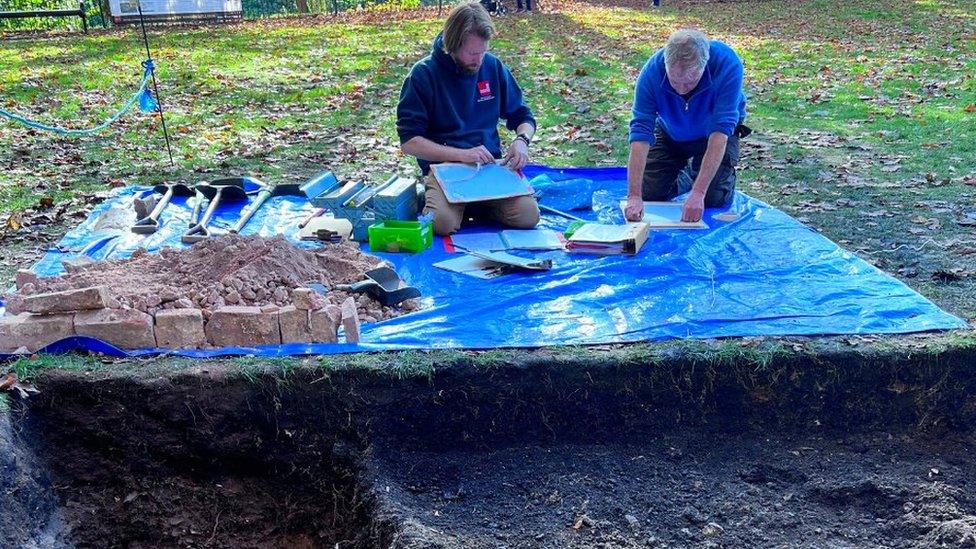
[0,59,159,137]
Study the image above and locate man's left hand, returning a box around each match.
[503,139,530,171]
[682,190,705,222]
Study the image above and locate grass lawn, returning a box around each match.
[0,0,974,325]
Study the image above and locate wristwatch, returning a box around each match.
[515,133,532,146]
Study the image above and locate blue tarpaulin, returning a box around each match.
[3,165,966,358]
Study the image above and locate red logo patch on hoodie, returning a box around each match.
[476,80,494,102]
[477,80,491,96]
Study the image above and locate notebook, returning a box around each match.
[450,229,563,253]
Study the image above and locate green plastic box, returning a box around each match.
[368,220,433,253]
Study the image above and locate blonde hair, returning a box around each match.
[442,2,495,54]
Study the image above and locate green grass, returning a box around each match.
[8,353,108,379]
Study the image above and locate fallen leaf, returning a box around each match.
[0,373,39,398]
[965,103,976,113]
[6,213,22,231]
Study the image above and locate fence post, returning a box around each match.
[80,1,88,33]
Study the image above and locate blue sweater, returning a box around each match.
[397,34,536,174]
[629,41,747,145]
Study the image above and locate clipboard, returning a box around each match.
[431,162,534,204]
[619,200,708,229]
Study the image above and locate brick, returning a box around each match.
[154,308,206,349]
[15,270,38,290]
[3,294,25,315]
[63,257,96,274]
[74,308,155,350]
[309,304,342,344]
[0,313,74,353]
[340,297,361,344]
[205,306,281,347]
[291,288,327,311]
[22,286,112,314]
[278,306,313,344]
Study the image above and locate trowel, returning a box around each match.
[306,267,421,307]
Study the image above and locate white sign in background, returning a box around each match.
[109,0,243,17]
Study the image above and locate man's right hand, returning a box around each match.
[456,145,495,165]
[625,195,645,222]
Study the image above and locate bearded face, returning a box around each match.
[453,34,489,75]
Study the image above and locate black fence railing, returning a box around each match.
[0,0,107,31]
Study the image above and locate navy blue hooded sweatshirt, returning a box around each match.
[629,40,747,145]
[397,34,536,174]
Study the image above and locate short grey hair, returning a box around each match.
[664,29,710,73]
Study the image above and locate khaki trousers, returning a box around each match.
[423,175,540,236]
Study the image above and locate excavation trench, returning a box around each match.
[3,346,976,548]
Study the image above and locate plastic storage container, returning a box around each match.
[368,220,433,253]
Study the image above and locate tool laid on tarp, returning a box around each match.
[132,182,195,234]
[539,203,586,223]
[231,179,305,234]
[186,189,206,227]
[300,229,344,243]
[182,178,250,243]
[327,267,421,307]
[298,207,327,229]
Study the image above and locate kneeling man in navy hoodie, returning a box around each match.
[396,1,540,236]
[624,29,749,223]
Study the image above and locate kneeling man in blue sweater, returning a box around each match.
[624,29,749,223]
[396,2,539,236]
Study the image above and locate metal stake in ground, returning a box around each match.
[136,3,175,167]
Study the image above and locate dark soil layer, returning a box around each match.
[4,345,976,547]
[372,434,976,548]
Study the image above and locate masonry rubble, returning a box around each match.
[0,235,417,351]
